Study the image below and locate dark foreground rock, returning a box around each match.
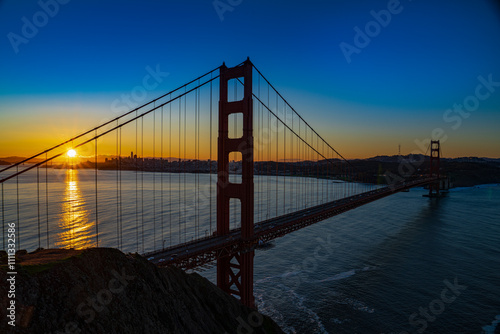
[0,248,283,334]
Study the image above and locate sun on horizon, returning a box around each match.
[67,149,77,158]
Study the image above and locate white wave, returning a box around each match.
[255,270,302,284]
[335,295,375,314]
[255,283,328,334]
[324,289,375,314]
[318,269,356,282]
[257,265,377,285]
[482,314,500,334]
[317,266,377,283]
[285,287,329,334]
[255,289,297,334]
[362,266,376,271]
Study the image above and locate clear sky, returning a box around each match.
[1,0,500,158]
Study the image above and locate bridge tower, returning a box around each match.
[217,59,255,308]
[428,140,440,197]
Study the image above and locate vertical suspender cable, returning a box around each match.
[119,127,123,249]
[291,106,294,213]
[298,121,301,210]
[343,161,346,198]
[116,121,119,248]
[275,94,278,217]
[267,84,270,220]
[95,131,99,247]
[305,130,308,207]
[16,166,20,250]
[327,146,329,202]
[312,136,319,205]
[316,136,319,206]
[327,147,330,199]
[183,93,187,242]
[161,105,164,249]
[135,111,139,252]
[1,184,4,249]
[304,128,308,208]
[209,75,213,234]
[320,141,323,203]
[45,153,49,248]
[323,142,325,203]
[197,82,201,237]
[196,81,201,237]
[283,104,286,214]
[257,74,261,222]
[258,81,261,222]
[37,166,40,249]
[194,85,198,237]
[153,105,156,250]
[169,97,172,247]
[70,146,74,248]
[178,98,181,244]
[196,82,199,238]
[141,117,144,253]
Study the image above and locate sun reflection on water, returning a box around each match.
[57,169,95,249]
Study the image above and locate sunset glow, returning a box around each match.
[1,1,499,160]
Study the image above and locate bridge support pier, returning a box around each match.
[217,59,255,308]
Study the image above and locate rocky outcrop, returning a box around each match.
[0,248,283,334]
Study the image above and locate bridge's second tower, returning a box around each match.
[428,140,441,197]
[217,59,255,308]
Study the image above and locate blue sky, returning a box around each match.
[1,0,500,157]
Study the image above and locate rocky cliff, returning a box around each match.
[0,248,283,334]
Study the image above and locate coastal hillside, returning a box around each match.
[350,157,500,187]
[0,248,283,334]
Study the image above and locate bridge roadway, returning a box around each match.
[146,177,437,270]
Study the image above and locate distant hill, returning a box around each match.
[363,154,426,163]
[349,155,500,187]
[0,160,10,165]
[0,156,44,164]
[363,154,500,164]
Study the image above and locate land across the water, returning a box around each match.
[2,154,499,188]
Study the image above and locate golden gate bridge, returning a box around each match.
[0,58,445,308]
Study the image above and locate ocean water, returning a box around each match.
[1,168,498,333]
[249,184,500,334]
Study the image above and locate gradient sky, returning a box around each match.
[1,0,500,158]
